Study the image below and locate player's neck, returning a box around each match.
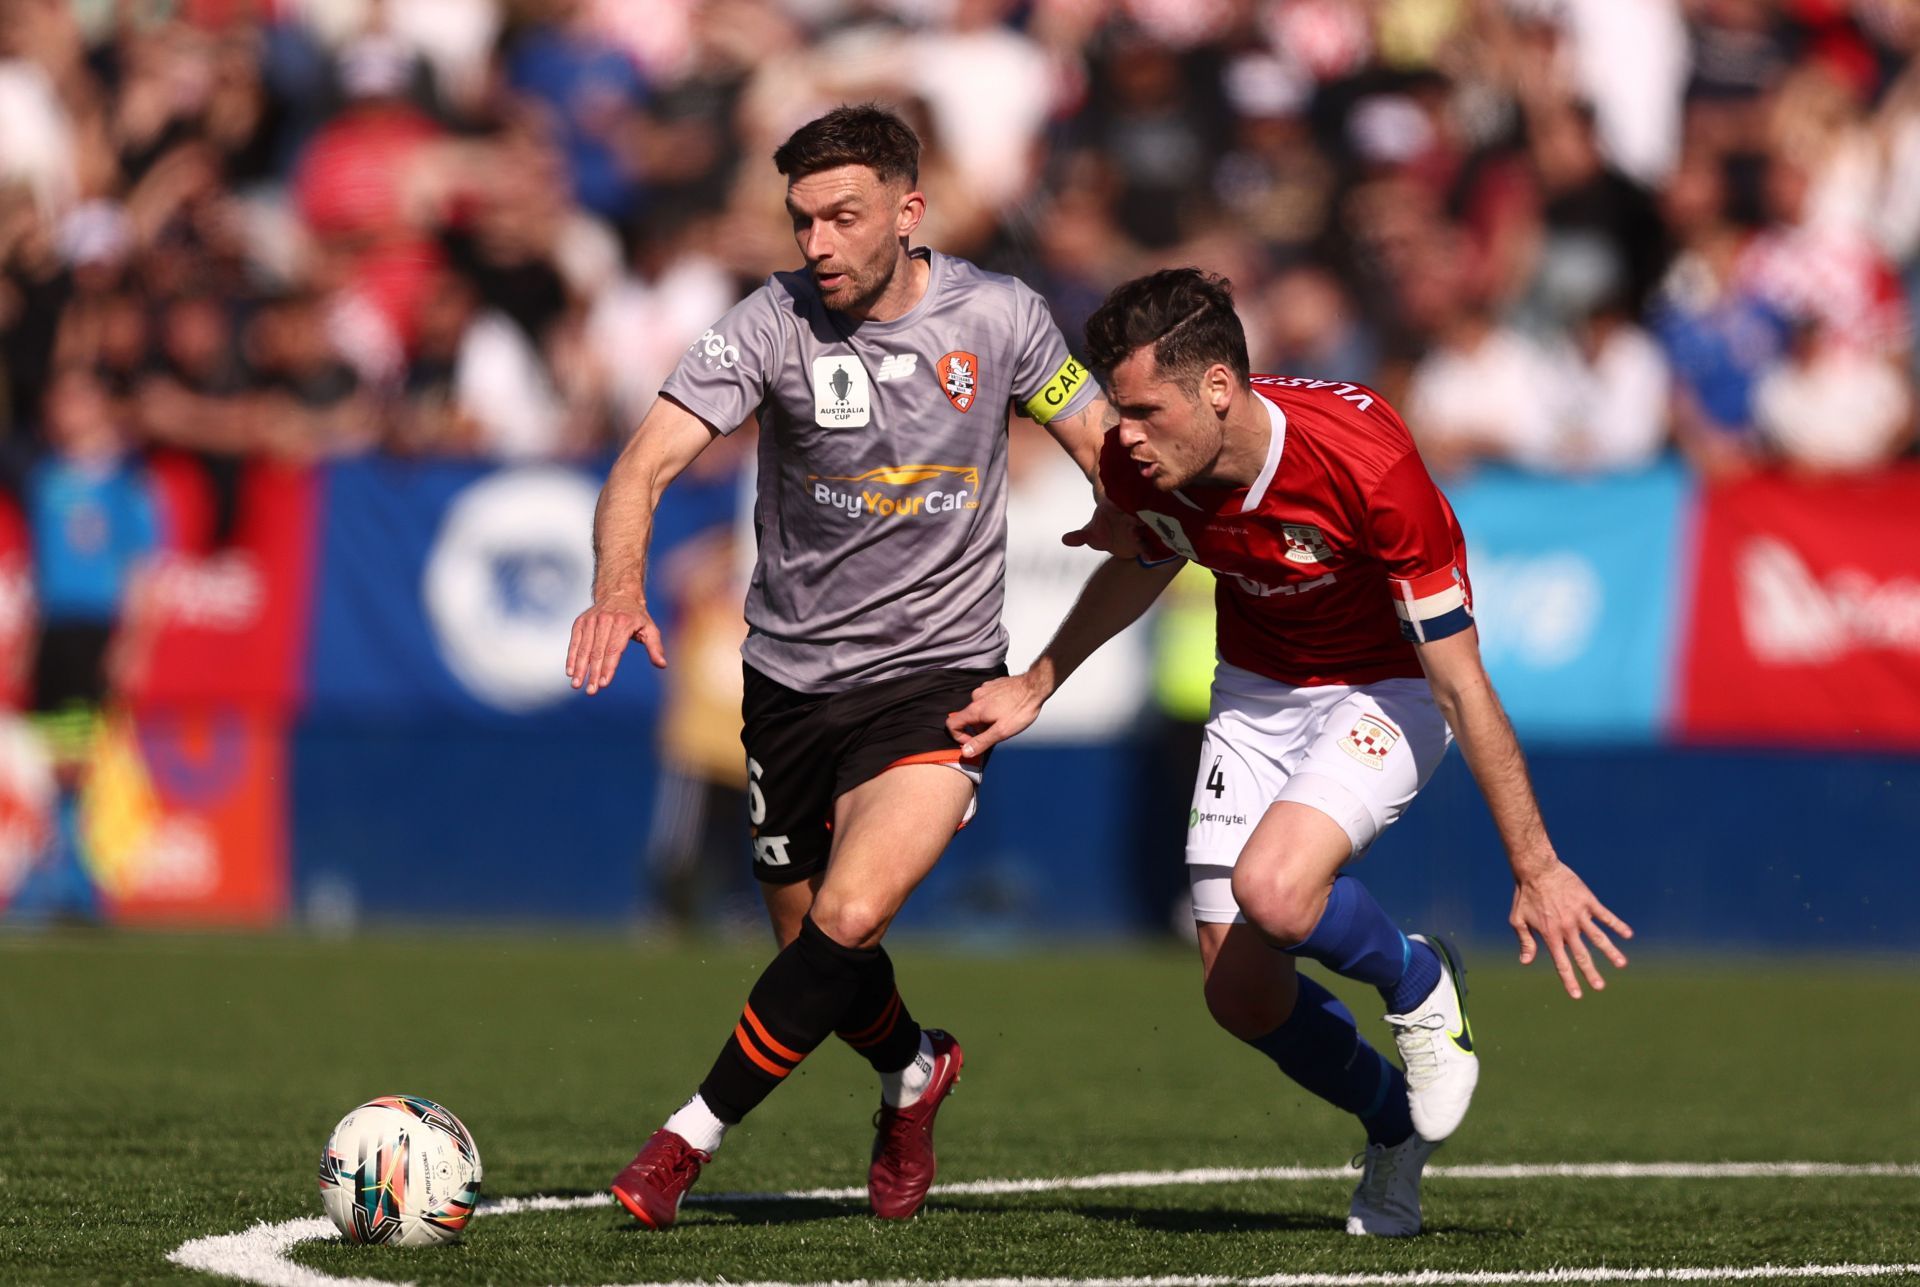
[1199,394,1273,488]
[839,249,929,324]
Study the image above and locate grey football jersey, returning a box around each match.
[661,249,1097,693]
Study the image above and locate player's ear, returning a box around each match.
[1203,363,1234,414]
[896,187,926,238]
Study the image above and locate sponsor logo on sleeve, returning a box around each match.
[936,351,979,413]
[812,355,871,427]
[692,328,739,370]
[1338,714,1400,769]
[1024,357,1089,425]
[1138,510,1199,561]
[875,353,919,382]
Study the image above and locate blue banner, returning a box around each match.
[1444,462,1692,742]
[307,458,734,725]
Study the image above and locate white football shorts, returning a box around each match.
[1186,661,1452,925]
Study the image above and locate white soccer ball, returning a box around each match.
[318,1095,484,1246]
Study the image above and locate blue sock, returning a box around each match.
[1284,874,1410,990]
[1245,974,1414,1147]
[1382,936,1443,1016]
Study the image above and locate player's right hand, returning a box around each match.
[1063,496,1147,558]
[566,592,667,695]
[946,671,1049,759]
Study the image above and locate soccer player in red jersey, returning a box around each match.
[948,269,1632,1236]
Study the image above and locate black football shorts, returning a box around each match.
[740,661,1005,885]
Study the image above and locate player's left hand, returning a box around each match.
[1510,860,1633,1000]
[946,671,1050,759]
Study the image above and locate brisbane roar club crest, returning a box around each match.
[1339,714,1400,770]
[1282,524,1332,565]
[937,351,979,413]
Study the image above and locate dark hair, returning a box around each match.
[1084,269,1250,386]
[773,104,919,188]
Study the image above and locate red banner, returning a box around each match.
[128,458,318,713]
[1678,465,1920,749]
[78,709,287,925]
[0,496,33,711]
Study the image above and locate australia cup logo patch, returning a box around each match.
[937,351,979,413]
[1338,715,1399,769]
[1282,523,1332,565]
[812,355,871,427]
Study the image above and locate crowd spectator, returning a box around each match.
[0,0,1911,508]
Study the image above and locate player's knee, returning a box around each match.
[808,895,893,950]
[1230,868,1321,947]
[1202,970,1289,1040]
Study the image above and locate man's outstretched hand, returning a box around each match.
[566,592,667,695]
[1064,497,1148,559]
[1510,860,1633,1000]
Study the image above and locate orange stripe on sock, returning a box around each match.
[839,990,901,1049]
[733,1023,789,1078]
[742,1004,805,1064]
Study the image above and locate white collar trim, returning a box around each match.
[1240,392,1287,514]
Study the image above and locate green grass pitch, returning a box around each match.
[1,932,1917,1285]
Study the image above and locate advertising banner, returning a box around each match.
[130,459,319,713]
[1678,465,1920,749]
[306,457,734,723]
[1445,462,1691,741]
[0,709,286,925]
[80,709,288,924]
[0,496,33,711]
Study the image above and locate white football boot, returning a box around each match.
[1384,934,1478,1142]
[1346,1132,1441,1236]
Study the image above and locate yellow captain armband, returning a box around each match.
[1023,357,1091,425]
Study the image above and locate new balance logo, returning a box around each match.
[876,354,919,382]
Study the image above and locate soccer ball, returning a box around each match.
[318,1095,483,1246]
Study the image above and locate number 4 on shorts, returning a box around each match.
[1205,756,1226,799]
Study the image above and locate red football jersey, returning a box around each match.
[1100,375,1473,687]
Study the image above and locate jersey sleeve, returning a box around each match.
[1008,280,1097,426]
[657,285,784,436]
[1367,451,1473,644]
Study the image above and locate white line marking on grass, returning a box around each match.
[167,1163,1920,1287]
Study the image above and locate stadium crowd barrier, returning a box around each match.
[2,456,1915,946]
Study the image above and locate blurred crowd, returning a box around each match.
[3,0,1918,492]
[3,0,1916,926]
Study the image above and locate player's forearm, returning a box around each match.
[1430,675,1557,880]
[592,399,717,602]
[1031,557,1179,698]
[1046,398,1109,479]
[590,452,659,602]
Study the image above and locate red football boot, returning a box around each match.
[610,1128,710,1229]
[868,1029,964,1220]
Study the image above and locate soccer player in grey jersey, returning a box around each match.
[565,105,1109,1227]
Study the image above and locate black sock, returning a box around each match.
[697,915,883,1122]
[834,944,924,1074]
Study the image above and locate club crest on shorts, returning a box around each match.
[1282,524,1332,565]
[936,351,979,413]
[1339,715,1399,769]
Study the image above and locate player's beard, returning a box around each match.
[819,251,895,316]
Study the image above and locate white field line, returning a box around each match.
[167,1163,1920,1287]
